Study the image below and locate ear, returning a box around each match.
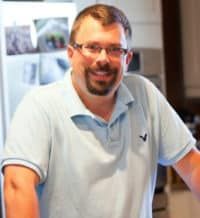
[125,50,133,65]
[124,50,133,72]
[67,44,74,59]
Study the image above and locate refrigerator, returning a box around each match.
[0,1,77,151]
[0,2,77,217]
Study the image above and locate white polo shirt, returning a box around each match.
[1,70,196,218]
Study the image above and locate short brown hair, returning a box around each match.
[69,4,132,46]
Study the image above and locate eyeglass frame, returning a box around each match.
[72,42,131,58]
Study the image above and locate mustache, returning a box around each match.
[86,63,118,74]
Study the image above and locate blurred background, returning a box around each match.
[0,1,200,218]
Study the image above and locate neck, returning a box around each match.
[88,95,116,121]
[78,90,117,122]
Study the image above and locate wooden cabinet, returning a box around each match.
[180,0,200,98]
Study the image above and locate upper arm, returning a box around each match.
[2,92,51,182]
[3,165,41,218]
[3,165,40,191]
[173,147,200,199]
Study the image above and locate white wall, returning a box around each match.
[74,0,163,49]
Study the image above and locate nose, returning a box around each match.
[95,48,110,64]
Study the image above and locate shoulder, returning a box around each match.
[29,80,65,99]
[122,73,159,102]
[122,73,168,121]
[24,80,66,106]
[123,73,157,88]
[12,80,67,121]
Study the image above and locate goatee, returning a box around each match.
[85,63,118,96]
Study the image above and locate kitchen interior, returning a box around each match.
[0,0,200,218]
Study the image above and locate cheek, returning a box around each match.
[116,60,127,81]
[74,56,94,71]
[115,63,124,81]
[71,56,86,72]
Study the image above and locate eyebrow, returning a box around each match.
[84,41,123,47]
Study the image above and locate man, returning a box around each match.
[1,3,200,218]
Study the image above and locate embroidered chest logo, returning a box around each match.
[139,133,147,142]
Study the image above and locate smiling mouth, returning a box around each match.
[85,67,118,96]
[90,70,113,80]
[93,70,112,75]
[86,64,117,81]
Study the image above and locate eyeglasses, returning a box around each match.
[73,42,129,58]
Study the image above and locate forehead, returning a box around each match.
[75,16,127,46]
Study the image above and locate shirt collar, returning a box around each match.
[110,82,134,124]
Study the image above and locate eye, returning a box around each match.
[108,47,123,55]
[109,47,128,56]
[110,47,121,52]
[85,44,101,53]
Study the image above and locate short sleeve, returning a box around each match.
[1,90,51,183]
[156,90,196,165]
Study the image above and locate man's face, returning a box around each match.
[67,16,132,98]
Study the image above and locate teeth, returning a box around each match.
[94,71,108,75]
